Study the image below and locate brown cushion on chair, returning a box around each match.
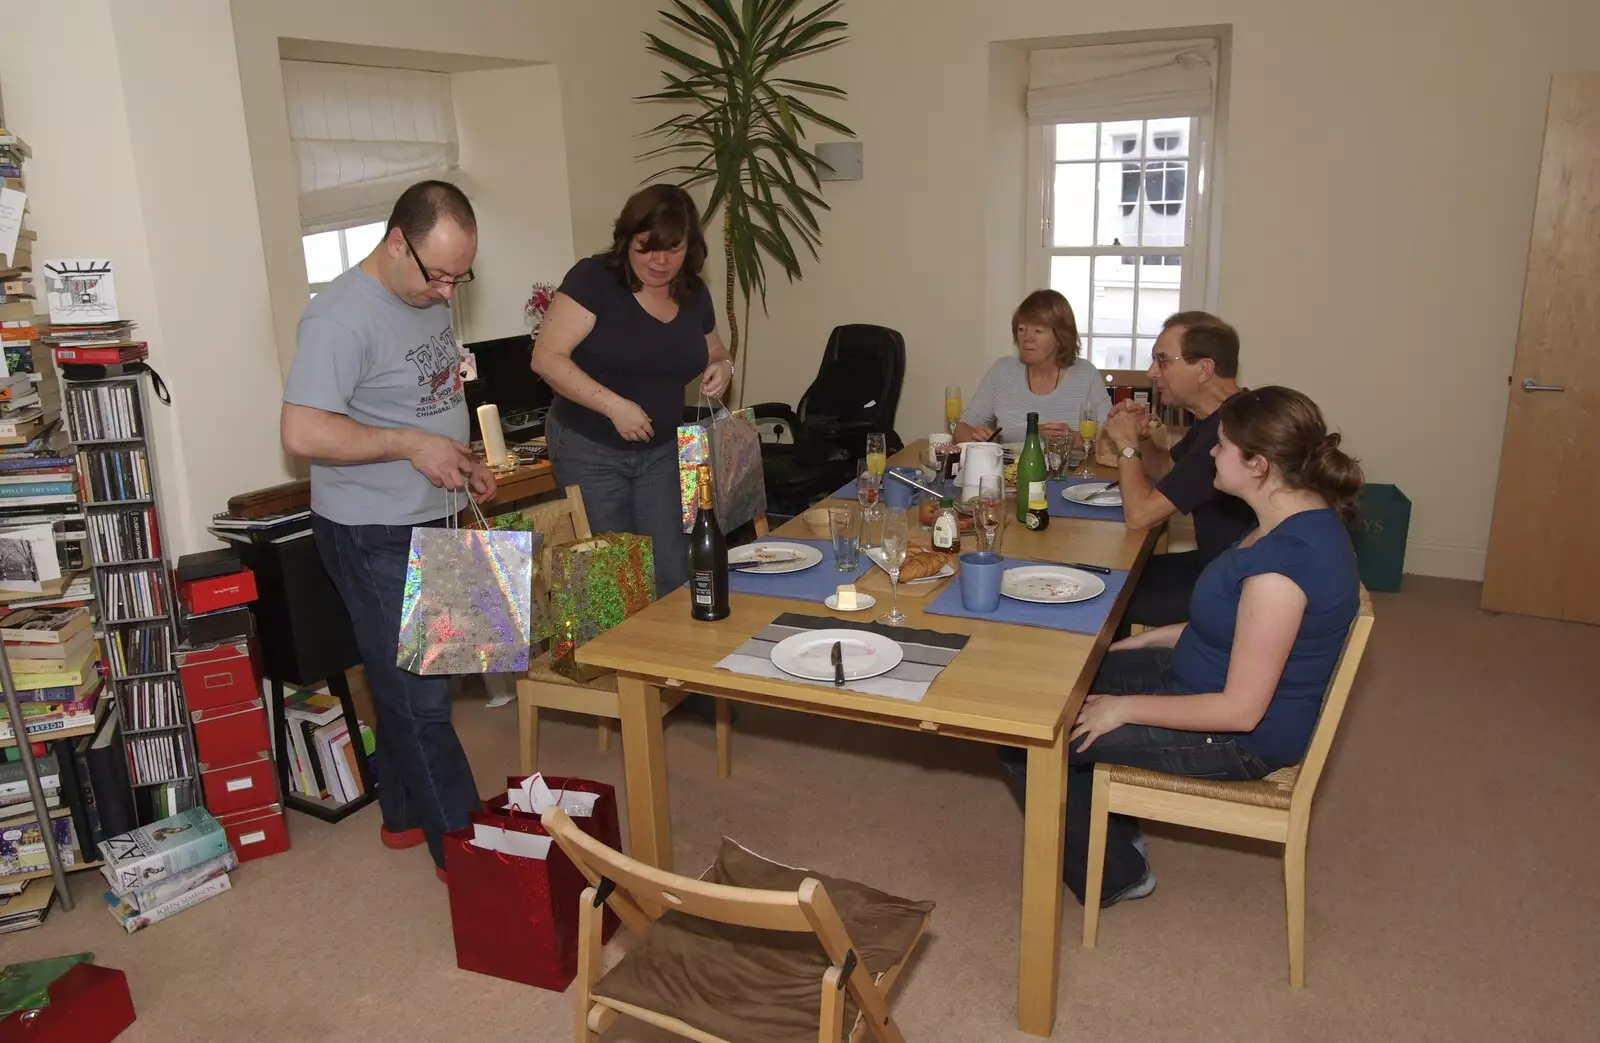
[1106,763,1300,809]
[593,839,933,1043]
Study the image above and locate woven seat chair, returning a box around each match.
[1082,588,1375,986]
[514,485,745,778]
[542,806,933,1043]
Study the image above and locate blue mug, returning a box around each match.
[958,551,1004,613]
[882,467,921,510]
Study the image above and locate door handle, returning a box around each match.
[1521,378,1565,392]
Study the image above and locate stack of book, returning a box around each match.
[0,876,55,934]
[283,687,375,807]
[99,807,235,933]
[0,133,60,453]
[0,607,104,744]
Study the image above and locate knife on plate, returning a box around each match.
[729,554,808,571]
[1059,561,1113,575]
[831,641,845,686]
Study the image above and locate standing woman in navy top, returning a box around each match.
[998,386,1363,907]
[533,185,733,596]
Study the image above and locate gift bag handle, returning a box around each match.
[445,486,492,531]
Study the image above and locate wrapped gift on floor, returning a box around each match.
[0,956,135,1043]
[532,534,655,681]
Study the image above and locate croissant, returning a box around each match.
[898,549,950,581]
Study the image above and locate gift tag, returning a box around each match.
[458,349,479,382]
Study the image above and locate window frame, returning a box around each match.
[304,218,390,297]
[1025,112,1222,370]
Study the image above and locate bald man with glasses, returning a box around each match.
[1101,311,1256,631]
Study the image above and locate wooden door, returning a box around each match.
[1482,72,1600,624]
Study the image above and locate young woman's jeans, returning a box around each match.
[546,413,689,598]
[997,648,1276,904]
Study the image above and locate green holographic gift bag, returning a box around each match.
[531,533,655,682]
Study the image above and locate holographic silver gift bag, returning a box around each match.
[397,494,542,676]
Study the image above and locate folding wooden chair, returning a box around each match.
[514,485,740,777]
[1082,588,1375,986]
[542,807,933,1043]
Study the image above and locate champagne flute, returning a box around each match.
[944,385,962,436]
[857,458,883,550]
[880,507,909,626]
[865,432,887,479]
[976,474,1004,552]
[1075,417,1099,478]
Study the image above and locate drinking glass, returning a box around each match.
[975,474,1004,551]
[828,506,861,571]
[856,458,883,549]
[879,507,909,626]
[1074,417,1099,478]
[865,432,887,478]
[944,385,963,435]
[1044,430,1072,479]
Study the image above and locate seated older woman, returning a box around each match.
[952,289,1110,447]
[998,386,1364,908]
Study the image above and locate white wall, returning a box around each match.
[452,63,575,343]
[723,0,1600,580]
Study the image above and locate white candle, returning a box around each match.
[477,403,510,467]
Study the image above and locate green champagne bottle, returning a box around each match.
[1016,412,1050,531]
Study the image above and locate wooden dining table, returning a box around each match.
[575,441,1157,1037]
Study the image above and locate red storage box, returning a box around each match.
[0,963,136,1043]
[174,640,257,713]
[217,803,289,863]
[178,567,257,615]
[199,752,278,817]
[190,699,269,770]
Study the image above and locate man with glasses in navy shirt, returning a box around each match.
[1102,312,1257,630]
[280,180,494,880]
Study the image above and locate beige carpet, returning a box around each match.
[9,577,1598,1042]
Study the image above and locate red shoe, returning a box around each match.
[381,825,425,850]
[436,865,449,884]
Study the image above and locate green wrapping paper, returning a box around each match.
[532,533,655,681]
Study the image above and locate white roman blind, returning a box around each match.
[1027,39,1218,125]
[281,61,463,231]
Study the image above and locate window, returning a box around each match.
[303,220,387,298]
[1034,115,1210,371]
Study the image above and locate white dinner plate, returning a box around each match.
[865,547,956,585]
[1062,482,1123,507]
[728,541,823,575]
[1000,565,1108,605]
[770,628,904,683]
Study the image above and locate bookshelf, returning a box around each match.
[65,372,198,821]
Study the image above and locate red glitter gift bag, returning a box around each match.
[443,816,587,991]
[484,775,621,942]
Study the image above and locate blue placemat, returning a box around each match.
[1049,478,1125,521]
[828,479,858,501]
[923,558,1130,635]
[727,538,870,603]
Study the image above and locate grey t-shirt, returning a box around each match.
[283,265,467,526]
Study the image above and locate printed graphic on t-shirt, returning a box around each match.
[407,329,464,419]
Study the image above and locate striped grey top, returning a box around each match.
[960,356,1112,438]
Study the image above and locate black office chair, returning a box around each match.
[748,324,907,517]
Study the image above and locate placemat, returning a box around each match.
[727,538,870,603]
[924,558,1130,635]
[715,612,969,702]
[1049,478,1125,521]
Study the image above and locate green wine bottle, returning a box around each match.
[1015,411,1050,530]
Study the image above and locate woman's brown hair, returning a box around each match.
[603,184,707,305]
[1218,386,1364,520]
[1011,289,1081,368]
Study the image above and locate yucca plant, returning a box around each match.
[639,0,854,404]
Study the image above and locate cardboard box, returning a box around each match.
[216,803,289,863]
[174,640,257,713]
[178,566,257,615]
[199,752,277,817]
[190,699,269,771]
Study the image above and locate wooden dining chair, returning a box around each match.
[1082,588,1375,986]
[513,485,745,778]
[541,806,933,1043]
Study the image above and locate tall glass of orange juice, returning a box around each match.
[1075,417,1098,477]
[865,432,887,477]
[944,385,962,434]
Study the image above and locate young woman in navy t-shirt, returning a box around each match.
[999,386,1364,907]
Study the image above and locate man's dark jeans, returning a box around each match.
[313,513,481,869]
[998,648,1274,905]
